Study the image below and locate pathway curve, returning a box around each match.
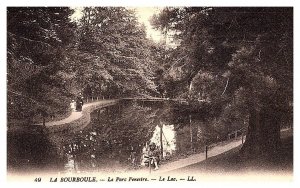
[156,138,242,174]
[149,128,292,174]
[39,100,118,134]
[126,128,292,175]
[44,100,117,127]
[125,137,244,176]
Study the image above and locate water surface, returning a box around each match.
[8,100,245,174]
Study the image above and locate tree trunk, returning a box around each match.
[240,105,281,158]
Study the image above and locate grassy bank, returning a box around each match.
[170,129,293,176]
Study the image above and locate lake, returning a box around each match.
[7,100,245,174]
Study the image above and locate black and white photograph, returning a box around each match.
[4,1,296,185]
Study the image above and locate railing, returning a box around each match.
[121,97,189,104]
[227,128,246,141]
[122,97,170,101]
[82,96,115,104]
[204,128,247,160]
[82,96,191,104]
[84,96,103,103]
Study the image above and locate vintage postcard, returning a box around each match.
[4,1,295,186]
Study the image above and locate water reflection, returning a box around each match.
[56,101,242,173]
[7,131,64,173]
[8,100,246,174]
[146,124,176,156]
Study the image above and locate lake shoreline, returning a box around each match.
[7,100,118,134]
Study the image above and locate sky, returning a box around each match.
[134,7,163,42]
[71,7,164,43]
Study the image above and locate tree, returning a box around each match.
[151,7,293,157]
[7,7,164,124]
[68,7,159,98]
[7,7,75,121]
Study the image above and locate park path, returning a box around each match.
[39,99,292,174]
[154,138,243,174]
[148,128,292,174]
[44,100,117,127]
[125,137,244,176]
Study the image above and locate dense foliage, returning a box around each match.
[67,7,159,98]
[7,7,161,122]
[7,7,293,157]
[7,7,76,121]
[151,7,293,156]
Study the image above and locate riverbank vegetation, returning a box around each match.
[7,7,162,123]
[7,7,293,159]
[151,7,293,157]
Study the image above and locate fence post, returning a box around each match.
[160,124,164,158]
[92,97,93,101]
[97,96,99,101]
[205,145,208,159]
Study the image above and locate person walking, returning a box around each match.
[76,96,83,112]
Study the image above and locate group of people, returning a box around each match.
[70,95,84,112]
[129,142,160,171]
[142,142,160,170]
[147,142,160,170]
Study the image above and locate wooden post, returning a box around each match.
[92,97,94,101]
[97,96,99,101]
[235,131,238,138]
[74,154,78,172]
[189,114,193,151]
[149,159,152,174]
[205,145,208,159]
[160,124,163,158]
